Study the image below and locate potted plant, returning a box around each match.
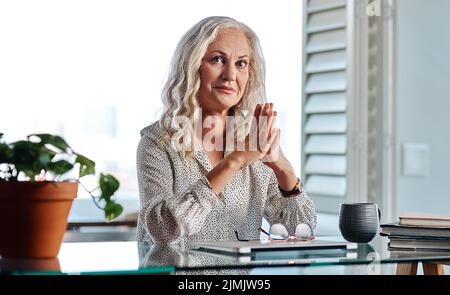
[0,132,123,259]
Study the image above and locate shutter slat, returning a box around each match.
[305,71,346,94]
[312,195,344,214]
[305,92,347,113]
[305,50,346,74]
[308,0,346,13]
[304,135,347,154]
[305,155,347,175]
[304,114,346,134]
[307,8,346,34]
[306,29,346,54]
[305,175,346,197]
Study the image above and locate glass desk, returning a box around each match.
[1,235,449,275]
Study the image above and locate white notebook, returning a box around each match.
[191,239,357,254]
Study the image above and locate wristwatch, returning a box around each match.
[278,178,303,197]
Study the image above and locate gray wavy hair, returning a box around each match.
[159,16,266,155]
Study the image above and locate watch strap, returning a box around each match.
[278,178,303,198]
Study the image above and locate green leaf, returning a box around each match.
[98,174,121,220]
[21,168,38,179]
[11,141,45,177]
[75,154,95,177]
[99,173,120,201]
[38,150,54,169]
[0,143,14,163]
[11,140,35,153]
[104,202,123,221]
[30,134,71,152]
[48,160,74,175]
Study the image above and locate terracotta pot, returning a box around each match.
[0,257,61,273]
[0,181,78,259]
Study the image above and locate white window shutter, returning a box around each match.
[302,0,370,214]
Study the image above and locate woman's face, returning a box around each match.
[198,28,250,115]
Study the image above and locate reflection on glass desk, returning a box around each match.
[63,219,137,243]
[1,236,449,274]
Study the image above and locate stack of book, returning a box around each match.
[380,213,450,252]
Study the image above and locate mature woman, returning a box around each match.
[136,16,316,244]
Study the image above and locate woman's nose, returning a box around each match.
[220,63,237,81]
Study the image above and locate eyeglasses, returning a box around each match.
[235,223,314,242]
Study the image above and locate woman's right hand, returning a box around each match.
[229,103,279,169]
[207,103,279,194]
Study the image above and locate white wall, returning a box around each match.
[396,0,450,215]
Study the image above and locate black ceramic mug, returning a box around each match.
[339,203,381,243]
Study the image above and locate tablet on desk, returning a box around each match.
[195,247,358,264]
[191,239,357,255]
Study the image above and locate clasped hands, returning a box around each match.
[230,103,283,170]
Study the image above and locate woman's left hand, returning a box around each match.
[258,103,283,170]
[259,103,299,192]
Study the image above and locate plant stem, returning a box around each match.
[72,179,104,210]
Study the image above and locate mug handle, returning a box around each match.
[378,208,381,221]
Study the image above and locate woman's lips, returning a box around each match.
[214,86,235,94]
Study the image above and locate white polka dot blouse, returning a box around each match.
[136,122,317,244]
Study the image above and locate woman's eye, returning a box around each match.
[210,56,225,64]
[237,60,248,69]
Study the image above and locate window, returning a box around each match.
[302,0,376,214]
[302,0,349,214]
[0,0,303,220]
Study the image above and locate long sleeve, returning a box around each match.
[136,135,220,244]
[263,169,317,235]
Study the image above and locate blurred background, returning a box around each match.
[0,0,302,222]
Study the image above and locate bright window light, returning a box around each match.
[0,0,302,219]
